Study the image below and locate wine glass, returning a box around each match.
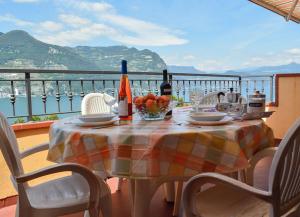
[103,88,117,114]
[189,87,204,112]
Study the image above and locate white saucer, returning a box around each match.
[79,113,116,122]
[75,118,119,127]
[190,112,227,121]
[188,116,233,126]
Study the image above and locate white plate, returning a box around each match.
[188,116,233,126]
[190,112,227,121]
[79,113,116,122]
[75,118,119,127]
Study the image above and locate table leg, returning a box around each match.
[131,179,161,217]
[128,179,136,217]
[163,182,175,202]
[172,181,183,216]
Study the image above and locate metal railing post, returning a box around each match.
[25,72,33,121]
[270,75,274,102]
[239,76,242,93]
[169,74,173,96]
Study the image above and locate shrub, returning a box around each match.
[43,114,59,121]
[31,116,42,122]
[14,118,25,124]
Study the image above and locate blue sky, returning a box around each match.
[0,0,300,71]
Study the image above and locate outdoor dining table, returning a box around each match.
[47,108,274,217]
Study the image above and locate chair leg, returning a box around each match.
[15,200,32,217]
[163,182,175,202]
[99,194,112,217]
[117,178,123,191]
[15,201,20,217]
[84,210,90,217]
[172,181,183,216]
[88,208,99,217]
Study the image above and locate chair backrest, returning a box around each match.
[0,112,24,178]
[200,92,226,105]
[269,117,300,214]
[200,91,247,106]
[81,93,112,115]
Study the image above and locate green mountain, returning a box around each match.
[74,46,166,71]
[0,30,166,71]
[0,30,98,70]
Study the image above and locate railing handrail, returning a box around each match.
[0,68,241,78]
[242,75,275,78]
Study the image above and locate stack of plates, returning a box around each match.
[188,112,233,126]
[76,114,119,127]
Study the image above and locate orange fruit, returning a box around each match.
[145,99,159,113]
[147,93,156,100]
[134,96,144,106]
[158,95,170,107]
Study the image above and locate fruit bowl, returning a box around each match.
[133,93,171,120]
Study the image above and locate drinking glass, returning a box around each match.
[189,88,204,112]
[103,88,117,114]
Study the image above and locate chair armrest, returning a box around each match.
[16,163,101,207]
[20,142,49,159]
[184,172,272,202]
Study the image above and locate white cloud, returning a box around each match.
[2,0,187,47]
[59,0,188,46]
[285,48,300,55]
[163,54,230,72]
[36,23,117,46]
[62,0,114,13]
[197,60,231,72]
[13,0,40,3]
[39,21,63,32]
[101,14,187,46]
[242,48,300,68]
[183,55,196,60]
[0,14,34,26]
[59,14,90,28]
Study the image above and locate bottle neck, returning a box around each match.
[163,70,168,82]
[121,60,127,74]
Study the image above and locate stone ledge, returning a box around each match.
[12,121,54,132]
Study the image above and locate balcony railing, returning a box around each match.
[0,69,274,122]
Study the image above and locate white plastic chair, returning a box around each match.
[183,117,300,217]
[200,91,226,106]
[171,146,277,216]
[81,93,123,191]
[81,93,112,115]
[200,91,247,106]
[0,112,112,217]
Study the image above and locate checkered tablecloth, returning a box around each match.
[47,109,274,179]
